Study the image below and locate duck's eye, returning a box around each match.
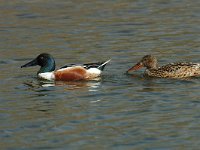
[40,57,44,60]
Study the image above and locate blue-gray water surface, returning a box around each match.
[0,0,200,149]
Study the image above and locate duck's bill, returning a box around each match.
[21,58,38,68]
[127,63,143,73]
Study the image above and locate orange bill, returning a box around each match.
[127,63,143,73]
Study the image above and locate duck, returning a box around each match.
[21,53,111,81]
[127,55,200,78]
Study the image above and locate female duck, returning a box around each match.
[127,55,200,78]
[21,53,110,81]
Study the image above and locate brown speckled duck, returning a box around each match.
[127,55,200,78]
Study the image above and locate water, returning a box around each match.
[0,0,200,149]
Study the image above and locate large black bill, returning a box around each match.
[21,58,38,68]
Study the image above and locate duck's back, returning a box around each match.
[145,62,200,78]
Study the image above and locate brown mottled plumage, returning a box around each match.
[127,55,200,78]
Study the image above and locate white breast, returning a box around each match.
[38,72,55,81]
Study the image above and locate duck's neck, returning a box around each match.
[147,63,158,70]
[38,62,55,74]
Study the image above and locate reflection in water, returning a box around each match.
[126,73,144,80]
[127,72,198,94]
[21,80,101,119]
[54,80,101,92]
[23,78,101,92]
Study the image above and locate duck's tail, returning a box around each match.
[97,59,111,71]
[82,59,111,71]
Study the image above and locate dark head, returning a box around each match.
[21,53,56,74]
[127,55,158,73]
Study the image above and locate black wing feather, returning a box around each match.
[60,61,108,71]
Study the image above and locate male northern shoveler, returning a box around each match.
[21,53,111,81]
[127,55,200,78]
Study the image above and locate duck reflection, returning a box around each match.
[53,80,101,92]
[22,78,101,116]
[23,77,101,92]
